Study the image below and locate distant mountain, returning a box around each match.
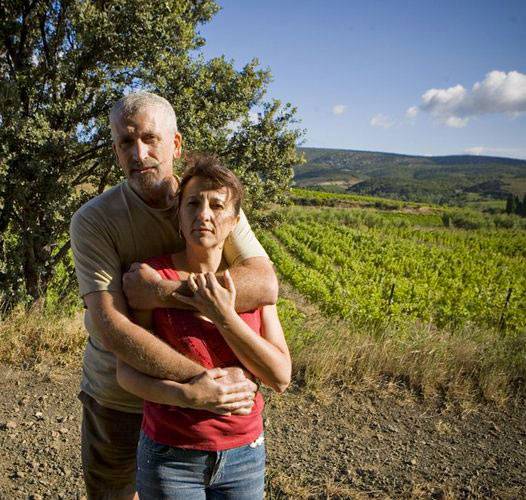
[294,147,526,204]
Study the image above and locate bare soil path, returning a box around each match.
[1,364,525,499]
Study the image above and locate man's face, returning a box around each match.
[111,106,182,204]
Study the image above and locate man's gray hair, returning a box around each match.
[109,92,178,139]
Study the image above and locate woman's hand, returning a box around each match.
[174,269,237,324]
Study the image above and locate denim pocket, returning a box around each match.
[139,431,173,457]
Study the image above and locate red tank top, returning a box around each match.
[141,254,264,451]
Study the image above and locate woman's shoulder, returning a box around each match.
[143,254,180,281]
[144,254,173,270]
[238,307,263,331]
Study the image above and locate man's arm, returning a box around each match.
[85,290,206,380]
[116,362,255,415]
[123,256,278,312]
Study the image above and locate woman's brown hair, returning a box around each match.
[177,154,244,215]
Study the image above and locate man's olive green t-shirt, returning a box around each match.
[70,181,268,413]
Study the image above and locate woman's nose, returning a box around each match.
[196,205,212,221]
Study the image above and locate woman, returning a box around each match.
[117,154,291,499]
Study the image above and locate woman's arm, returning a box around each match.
[218,304,292,393]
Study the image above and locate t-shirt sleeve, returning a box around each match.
[223,209,269,266]
[70,209,122,297]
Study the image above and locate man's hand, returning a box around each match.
[182,367,257,416]
[123,262,164,310]
[123,257,277,313]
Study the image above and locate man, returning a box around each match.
[70,92,278,499]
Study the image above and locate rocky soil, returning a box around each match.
[1,364,525,499]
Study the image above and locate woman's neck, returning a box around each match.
[183,244,223,273]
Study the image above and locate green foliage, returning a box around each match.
[290,187,411,209]
[275,297,316,355]
[506,194,526,217]
[294,147,526,205]
[262,206,526,332]
[225,101,303,212]
[441,209,492,230]
[0,0,303,307]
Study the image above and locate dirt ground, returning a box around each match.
[0,364,525,499]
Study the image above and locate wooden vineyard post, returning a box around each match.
[498,287,513,333]
[387,283,396,319]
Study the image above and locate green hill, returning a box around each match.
[294,147,526,204]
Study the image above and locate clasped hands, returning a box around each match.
[123,263,256,415]
[175,270,236,325]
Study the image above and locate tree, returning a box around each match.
[0,0,303,307]
[506,194,513,214]
[520,194,526,217]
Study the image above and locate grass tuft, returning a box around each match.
[278,290,526,404]
[0,303,85,368]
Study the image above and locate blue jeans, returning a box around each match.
[137,432,265,499]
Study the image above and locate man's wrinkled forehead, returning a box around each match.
[111,105,169,137]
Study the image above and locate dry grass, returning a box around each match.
[0,303,85,368]
[279,284,525,404]
[1,286,524,405]
[266,471,369,499]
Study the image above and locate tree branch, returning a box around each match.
[39,10,52,69]
[71,159,103,186]
[17,0,40,63]
[2,28,20,75]
[97,163,113,194]
[51,239,71,266]
[69,142,108,170]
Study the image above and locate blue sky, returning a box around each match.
[199,0,526,159]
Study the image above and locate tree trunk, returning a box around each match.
[23,236,40,301]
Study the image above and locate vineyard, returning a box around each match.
[263,204,525,332]
[256,193,526,399]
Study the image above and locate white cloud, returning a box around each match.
[370,113,395,129]
[332,104,347,115]
[471,71,526,114]
[445,116,468,128]
[413,70,526,127]
[464,146,526,159]
[405,106,419,119]
[465,147,486,155]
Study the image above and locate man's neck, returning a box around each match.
[129,176,178,210]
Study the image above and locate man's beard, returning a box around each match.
[127,159,165,200]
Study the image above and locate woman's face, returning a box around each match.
[178,176,239,249]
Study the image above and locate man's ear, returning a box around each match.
[173,132,183,159]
